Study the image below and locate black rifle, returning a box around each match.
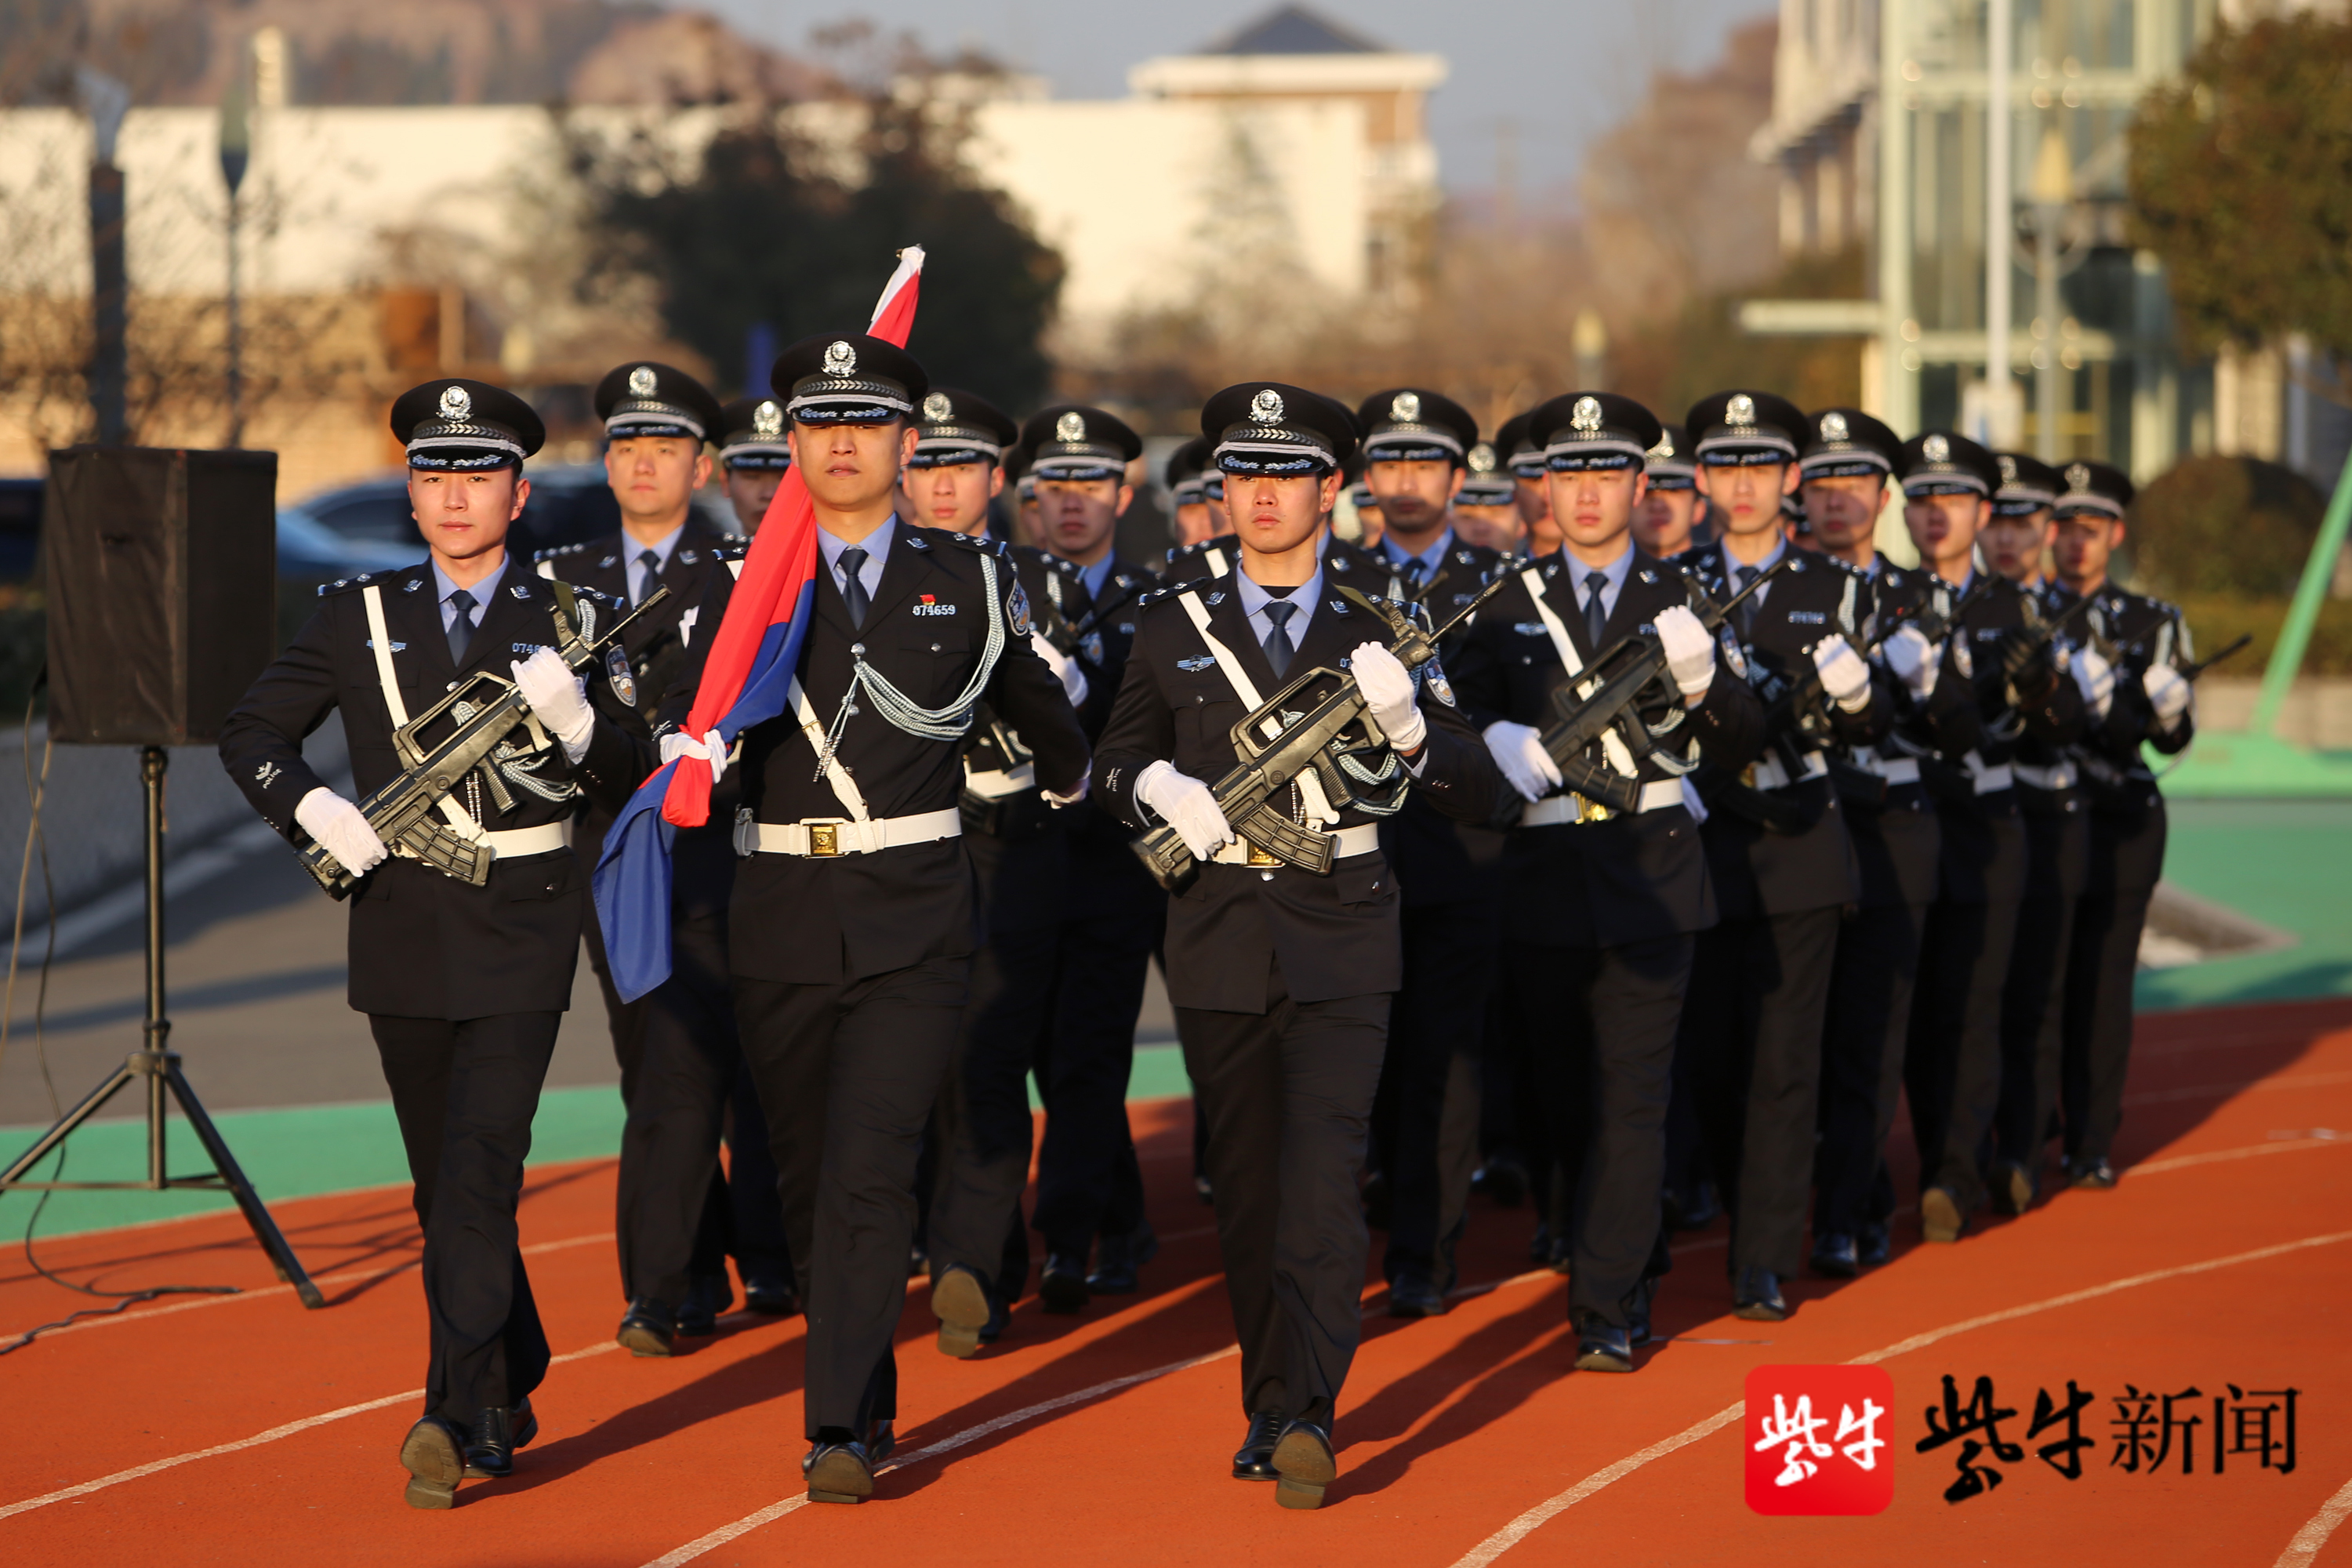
[1500,556,1797,826]
[1134,576,1506,892]
[1981,585,2096,705]
[299,584,670,898]
[2180,633,2252,683]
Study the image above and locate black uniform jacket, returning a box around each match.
[1671,542,1889,919]
[539,516,743,919]
[220,560,631,1020]
[1091,577,1504,1012]
[1837,560,1955,909]
[655,520,1091,986]
[1165,532,1392,594]
[2050,579,2195,892]
[1450,547,1767,947]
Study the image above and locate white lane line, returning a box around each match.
[2125,1136,2349,1178]
[2275,1470,2352,1567]
[0,1336,622,1523]
[7,1231,616,1344]
[1450,1226,2352,1566]
[2126,1069,2352,1107]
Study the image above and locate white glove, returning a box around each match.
[1351,641,1426,753]
[1482,720,1562,804]
[1654,605,1715,700]
[1044,774,1091,808]
[1811,634,1872,713]
[2143,664,2192,728]
[2071,645,2117,720]
[1134,760,1233,859]
[1882,625,1941,702]
[659,726,730,786]
[512,648,594,761]
[1030,631,1088,707]
[295,786,387,875]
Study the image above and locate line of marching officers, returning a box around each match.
[218,343,2196,1515]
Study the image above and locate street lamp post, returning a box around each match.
[219,88,249,449]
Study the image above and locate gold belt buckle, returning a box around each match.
[1739,763,1759,789]
[808,822,841,856]
[1244,839,1281,868]
[1573,793,1615,824]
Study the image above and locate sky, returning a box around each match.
[689,0,1780,206]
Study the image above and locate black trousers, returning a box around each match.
[1994,806,2088,1178]
[1813,899,1929,1237]
[372,1011,559,1427]
[1507,934,1693,1329]
[735,957,967,1439]
[1907,891,2024,1213]
[1676,908,1842,1279]
[1371,902,1496,1290]
[586,901,785,1291]
[613,908,789,1310]
[1178,971,1388,1425]
[2063,882,2153,1164]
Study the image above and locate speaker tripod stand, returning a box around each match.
[1,746,322,1308]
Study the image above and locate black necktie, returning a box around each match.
[1734,564,1761,641]
[1262,600,1297,679]
[446,588,477,667]
[1583,570,1609,651]
[837,546,870,628]
[1401,557,1427,594]
[636,548,660,607]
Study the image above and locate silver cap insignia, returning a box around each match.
[1390,391,1421,423]
[752,400,784,437]
[1998,454,2019,484]
[922,391,953,423]
[1250,388,1284,424]
[1468,442,1496,474]
[2067,462,2092,490]
[627,365,658,397]
[1923,434,1951,463]
[1726,394,1755,426]
[437,384,471,420]
[823,340,856,377]
[1820,411,1849,442]
[1056,410,1087,444]
[1571,395,1602,433]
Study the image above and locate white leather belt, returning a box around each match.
[742,809,963,857]
[1521,779,1684,826]
[961,763,1037,800]
[1963,751,2015,795]
[1209,822,1381,866]
[1742,750,1831,792]
[1862,755,1921,784]
[2012,760,2078,792]
[395,821,570,864]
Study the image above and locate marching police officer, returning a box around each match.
[1452,441,1521,554]
[1452,391,1766,1370]
[1632,423,1706,557]
[1495,411,1561,557]
[1983,452,2063,587]
[534,362,793,1352]
[1669,391,1889,1321]
[716,395,793,533]
[652,334,1091,1504]
[1092,382,1502,1508]
[1350,387,1508,1314]
[2046,461,2194,1189]
[222,379,644,1505]
[1167,434,1224,548]
[1895,431,2084,1244]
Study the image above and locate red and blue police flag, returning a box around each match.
[592,247,927,1000]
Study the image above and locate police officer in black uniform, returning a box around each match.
[1093,381,1501,1508]
[649,334,1090,1505]
[535,362,793,1352]
[1632,423,1706,558]
[1793,408,1961,1275]
[1451,391,1766,1372]
[716,394,793,533]
[1668,391,1888,1321]
[1895,431,2084,1244]
[222,378,646,1506]
[1348,387,1508,1316]
[2046,461,2194,1189]
[1167,435,1222,548]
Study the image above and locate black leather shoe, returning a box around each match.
[866,1419,895,1465]
[1388,1272,1448,1319]
[677,1272,731,1336]
[908,1243,930,1278]
[1988,1160,2035,1217]
[1087,1221,1159,1294]
[1857,1221,1892,1268]
[1360,1169,1393,1231]
[1271,1419,1337,1509]
[742,1273,800,1316]
[1921,1185,1965,1243]
[804,1432,874,1504]
[1526,1221,1552,1265]
[399,1415,465,1509]
[1194,1173,1214,1204]
[1573,1320,1633,1373]
[1810,1232,1860,1279]
[1624,1276,1657,1348]
[931,1263,993,1359]
[1232,1410,1283,1480]
[462,1399,536,1479]
[1681,1179,1722,1232]
[2068,1156,2117,1190]
[1472,1153,1529,1207]
[616,1298,676,1358]
[1545,1227,1573,1275]
[1039,1253,1090,1314]
[1733,1265,1789,1322]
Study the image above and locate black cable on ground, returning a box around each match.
[0,670,237,1356]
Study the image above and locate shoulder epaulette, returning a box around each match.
[566,582,624,606]
[713,542,749,562]
[1137,575,1217,610]
[317,569,409,598]
[945,529,1009,556]
[532,540,593,564]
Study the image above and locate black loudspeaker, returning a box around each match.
[45,446,278,746]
